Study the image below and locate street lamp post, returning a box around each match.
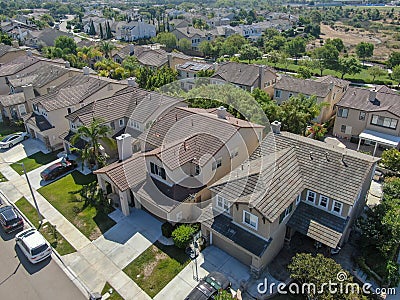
[21,162,42,227]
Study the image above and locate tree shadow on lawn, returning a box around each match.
[154,241,189,265]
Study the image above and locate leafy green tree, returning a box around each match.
[220,34,247,57]
[355,42,374,65]
[251,88,280,123]
[99,41,115,58]
[266,35,287,51]
[297,66,312,79]
[336,56,362,79]
[136,66,178,91]
[154,32,177,49]
[171,224,197,249]
[122,56,140,76]
[239,44,261,63]
[368,66,386,81]
[199,40,213,57]
[197,69,215,77]
[391,65,400,86]
[325,38,345,52]
[312,43,339,76]
[288,253,361,300]
[388,52,400,69]
[177,38,191,51]
[285,37,306,63]
[381,148,400,173]
[0,32,12,46]
[54,36,77,55]
[71,118,116,168]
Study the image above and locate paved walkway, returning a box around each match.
[0,151,154,300]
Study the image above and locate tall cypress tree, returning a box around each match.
[99,23,104,39]
[89,19,95,36]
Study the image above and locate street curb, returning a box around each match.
[0,190,91,299]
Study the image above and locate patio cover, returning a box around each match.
[287,202,349,249]
[359,129,400,148]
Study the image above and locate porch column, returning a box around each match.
[357,138,362,151]
[97,175,107,193]
[373,142,378,157]
[119,189,130,216]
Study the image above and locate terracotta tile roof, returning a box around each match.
[275,75,332,98]
[0,93,25,107]
[9,64,69,88]
[337,86,400,117]
[315,75,350,88]
[0,56,39,77]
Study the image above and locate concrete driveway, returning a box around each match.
[154,246,251,300]
[0,138,49,164]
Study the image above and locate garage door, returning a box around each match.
[212,233,252,266]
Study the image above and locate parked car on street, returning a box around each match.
[40,158,77,181]
[184,272,231,300]
[0,132,28,149]
[0,205,24,233]
[15,228,52,264]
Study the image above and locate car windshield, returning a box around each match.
[1,135,13,142]
[42,164,59,174]
[31,244,49,256]
[1,208,18,225]
[204,276,222,290]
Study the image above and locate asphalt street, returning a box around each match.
[0,227,86,300]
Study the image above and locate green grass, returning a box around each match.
[0,121,25,140]
[123,241,190,298]
[15,197,76,256]
[11,151,61,175]
[252,59,393,85]
[0,171,8,182]
[38,171,116,240]
[101,282,123,300]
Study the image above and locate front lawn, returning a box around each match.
[15,197,76,256]
[0,121,25,140]
[11,151,61,175]
[38,171,116,240]
[101,282,123,300]
[0,171,8,182]
[123,241,190,298]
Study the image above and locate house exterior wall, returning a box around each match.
[333,107,400,139]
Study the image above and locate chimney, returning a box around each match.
[127,77,138,87]
[65,61,70,68]
[116,133,134,161]
[329,81,334,91]
[83,66,90,75]
[216,106,227,119]
[271,120,281,134]
[369,90,377,102]
[258,65,265,89]
[22,84,35,101]
[129,44,135,55]
[167,53,173,68]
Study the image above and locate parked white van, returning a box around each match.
[15,228,52,264]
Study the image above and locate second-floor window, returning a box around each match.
[216,195,229,213]
[150,162,166,180]
[337,108,348,118]
[332,201,343,215]
[212,157,222,170]
[119,118,125,126]
[279,201,294,224]
[230,147,239,158]
[275,90,281,98]
[359,111,366,120]
[243,211,258,230]
[319,195,329,209]
[67,108,72,114]
[306,190,316,203]
[371,115,398,130]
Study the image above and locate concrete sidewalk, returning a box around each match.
[0,154,152,300]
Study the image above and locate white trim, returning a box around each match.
[215,195,229,213]
[306,190,316,203]
[149,173,173,187]
[318,195,329,209]
[231,220,270,242]
[331,200,343,215]
[242,210,258,230]
[296,195,301,205]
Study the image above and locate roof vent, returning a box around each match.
[341,154,348,167]
[325,152,330,162]
[271,120,281,134]
[217,106,227,119]
[309,151,313,160]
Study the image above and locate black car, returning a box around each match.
[185,272,231,300]
[40,159,77,181]
[0,205,24,233]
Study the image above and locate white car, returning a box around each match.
[0,132,28,149]
[15,228,52,264]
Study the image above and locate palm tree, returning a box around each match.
[71,118,116,169]
[99,41,115,59]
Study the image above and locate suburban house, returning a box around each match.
[333,85,400,156]
[24,28,77,48]
[112,44,135,64]
[211,62,278,95]
[116,21,156,41]
[94,106,264,218]
[0,43,26,64]
[171,26,214,50]
[176,61,214,90]
[201,125,378,277]
[23,73,126,150]
[273,75,350,123]
[62,86,186,157]
[132,46,191,69]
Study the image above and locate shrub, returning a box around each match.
[161,222,174,238]
[171,224,197,249]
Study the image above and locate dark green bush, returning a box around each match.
[171,224,197,249]
[161,222,174,238]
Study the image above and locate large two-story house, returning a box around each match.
[333,85,400,156]
[273,75,350,123]
[201,124,378,277]
[94,106,264,217]
[62,86,186,157]
[23,73,126,150]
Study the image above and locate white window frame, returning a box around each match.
[216,195,229,213]
[306,190,316,203]
[338,108,348,118]
[275,89,281,98]
[318,195,329,209]
[296,194,301,205]
[331,200,343,215]
[243,210,258,230]
[212,157,222,170]
[119,118,125,126]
